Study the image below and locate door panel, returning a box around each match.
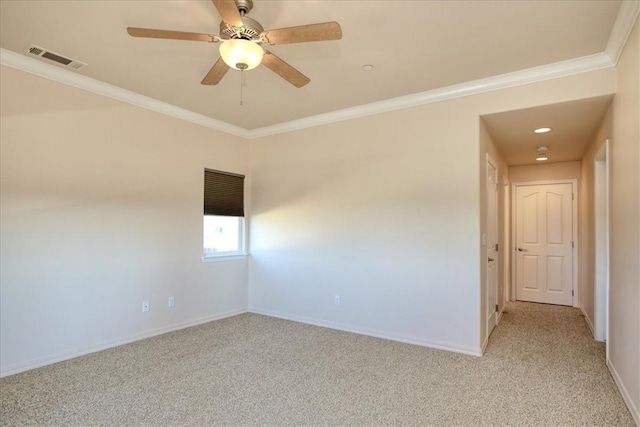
[546,256,564,292]
[523,255,539,290]
[523,194,539,243]
[515,183,573,306]
[546,192,564,244]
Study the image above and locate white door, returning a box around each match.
[486,158,498,336]
[515,183,574,306]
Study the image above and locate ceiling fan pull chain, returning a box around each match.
[240,69,245,106]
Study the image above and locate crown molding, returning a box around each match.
[1,48,615,141]
[248,53,614,139]
[605,0,640,64]
[0,48,250,139]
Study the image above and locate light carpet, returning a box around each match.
[0,301,634,426]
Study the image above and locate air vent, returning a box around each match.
[26,45,87,71]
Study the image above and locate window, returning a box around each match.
[203,169,245,259]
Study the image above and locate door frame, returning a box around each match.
[594,140,610,346]
[511,179,578,307]
[503,175,511,303]
[485,154,499,340]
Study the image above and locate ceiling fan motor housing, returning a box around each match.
[219,16,263,41]
[235,0,253,15]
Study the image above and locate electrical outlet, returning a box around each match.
[334,295,341,305]
[168,296,175,308]
[142,300,150,313]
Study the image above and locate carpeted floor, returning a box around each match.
[0,301,634,426]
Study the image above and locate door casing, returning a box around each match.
[594,141,609,345]
[486,154,499,341]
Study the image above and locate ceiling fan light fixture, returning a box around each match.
[219,39,264,71]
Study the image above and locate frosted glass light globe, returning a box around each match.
[219,39,264,70]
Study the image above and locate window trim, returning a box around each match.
[202,215,247,261]
[202,254,247,262]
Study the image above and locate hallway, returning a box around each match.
[484,301,632,424]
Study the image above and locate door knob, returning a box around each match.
[517,248,527,252]
[488,257,495,262]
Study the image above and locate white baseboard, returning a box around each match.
[607,358,640,425]
[250,307,482,357]
[579,305,595,337]
[0,308,248,378]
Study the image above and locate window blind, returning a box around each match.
[204,169,245,217]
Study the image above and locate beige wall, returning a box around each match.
[608,18,640,422]
[509,161,582,183]
[0,66,250,376]
[249,67,616,355]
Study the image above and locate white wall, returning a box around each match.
[608,18,640,423]
[248,67,616,355]
[0,66,250,376]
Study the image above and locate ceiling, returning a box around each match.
[0,0,623,133]
[482,95,614,166]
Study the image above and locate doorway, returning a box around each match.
[486,155,499,337]
[594,140,609,344]
[503,175,510,302]
[512,180,577,306]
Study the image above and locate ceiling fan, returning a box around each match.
[127,0,342,88]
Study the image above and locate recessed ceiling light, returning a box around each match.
[362,64,374,71]
[534,127,552,133]
[536,154,549,161]
[537,145,548,152]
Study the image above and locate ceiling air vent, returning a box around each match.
[26,45,87,71]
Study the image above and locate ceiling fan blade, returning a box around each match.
[262,51,310,88]
[201,58,229,85]
[212,0,243,27]
[127,27,218,43]
[261,22,342,45]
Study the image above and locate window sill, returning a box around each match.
[202,254,248,263]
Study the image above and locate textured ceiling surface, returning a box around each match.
[0,0,622,131]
